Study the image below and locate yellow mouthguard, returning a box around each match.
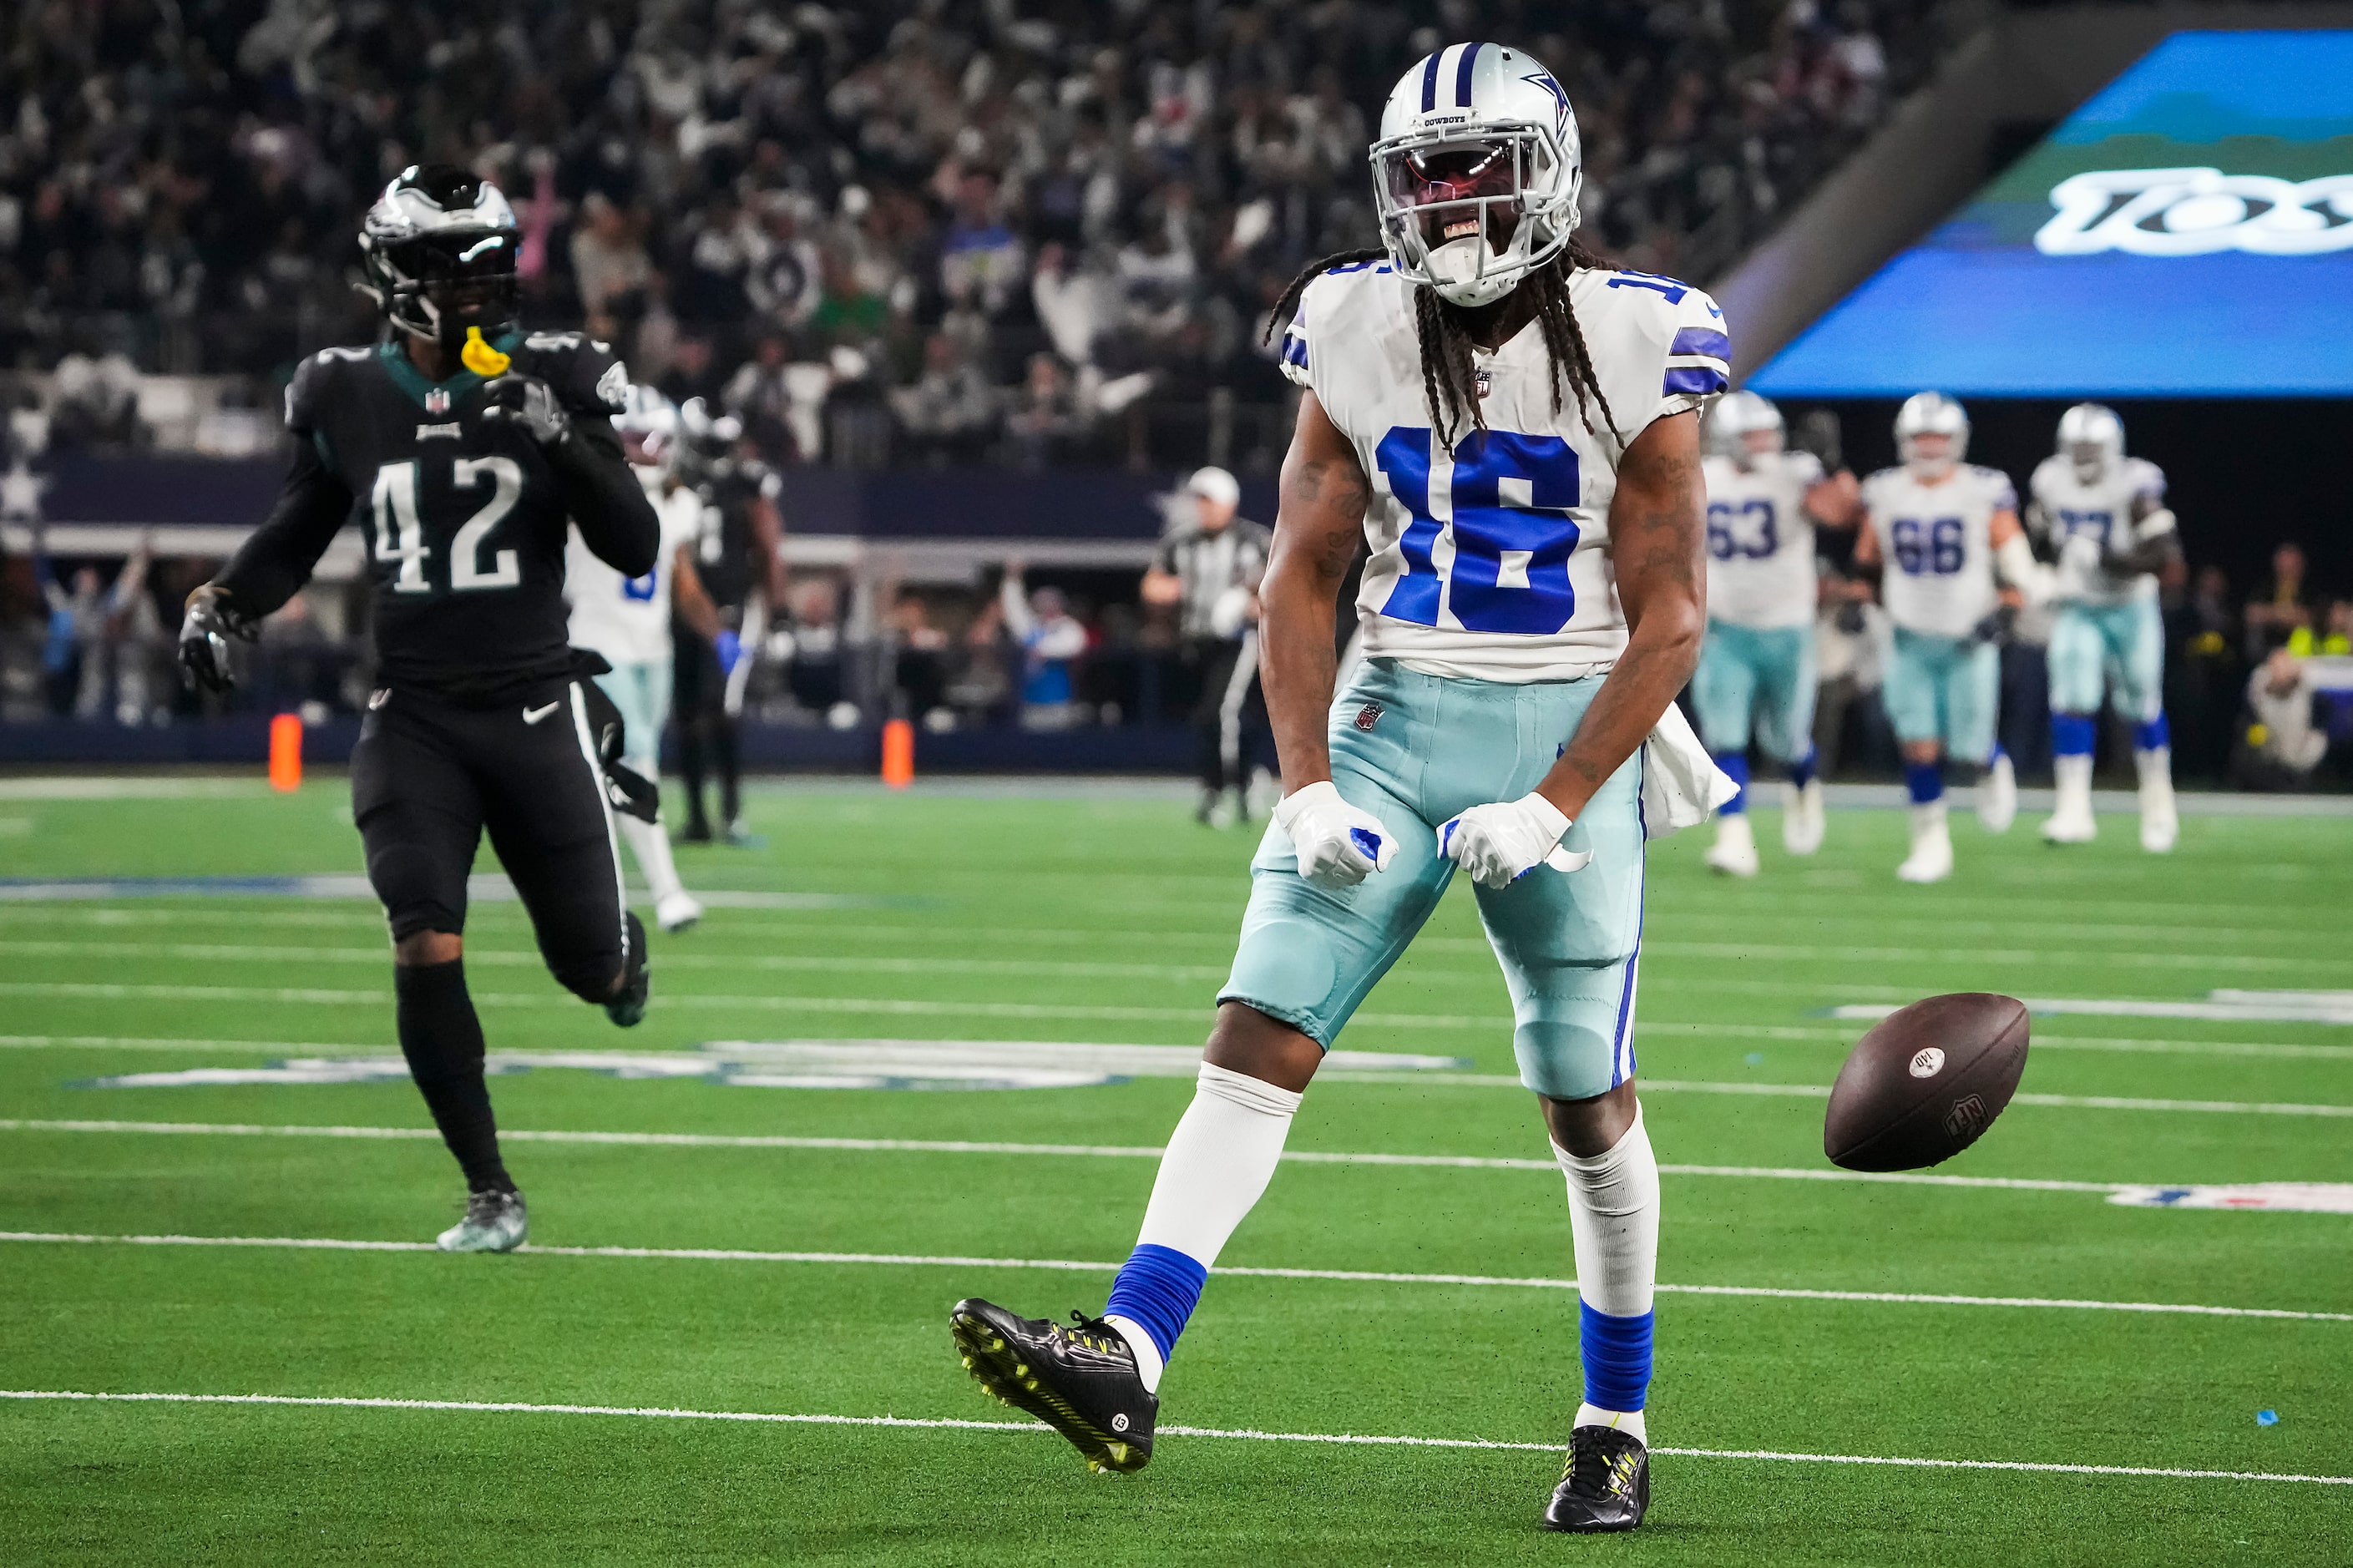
[461,326,511,377]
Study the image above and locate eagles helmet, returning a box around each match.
[1369,43,1582,308]
[673,396,744,481]
[2056,402,2124,482]
[1895,392,1970,478]
[1713,389,1785,468]
[358,164,520,349]
[615,383,679,470]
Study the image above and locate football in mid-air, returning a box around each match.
[1824,994,2031,1171]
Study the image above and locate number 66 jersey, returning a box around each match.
[1858,464,2017,639]
[1278,260,1730,680]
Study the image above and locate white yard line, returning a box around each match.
[0,1117,2189,1194]
[5,1230,2346,1323]
[1,1388,2344,1485]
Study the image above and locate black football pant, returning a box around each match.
[352,680,630,999]
[1190,634,1268,794]
[672,622,740,832]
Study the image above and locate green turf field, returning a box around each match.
[2,776,2350,1565]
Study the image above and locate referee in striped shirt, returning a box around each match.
[1143,467,1276,826]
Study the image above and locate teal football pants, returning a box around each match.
[2048,599,2163,721]
[1882,628,1999,763]
[1690,618,1816,763]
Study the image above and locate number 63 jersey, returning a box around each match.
[1859,464,2018,639]
[1699,449,1826,631]
[1279,260,1730,681]
[283,332,631,694]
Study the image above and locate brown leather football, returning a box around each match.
[1824,994,2031,1171]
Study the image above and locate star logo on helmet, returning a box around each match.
[1521,72,1571,135]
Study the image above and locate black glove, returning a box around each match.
[1834,601,1867,636]
[480,372,572,447]
[177,584,254,693]
[1969,605,2017,647]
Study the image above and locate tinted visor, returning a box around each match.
[387,229,519,330]
[1383,141,1520,208]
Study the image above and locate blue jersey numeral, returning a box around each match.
[1374,427,1582,634]
[2057,508,2112,546]
[621,569,660,602]
[1890,517,1965,575]
[1706,498,1779,561]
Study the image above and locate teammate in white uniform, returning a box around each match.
[1855,393,2048,883]
[564,386,727,932]
[2027,404,2182,851]
[1695,391,1860,875]
[950,43,1735,1534]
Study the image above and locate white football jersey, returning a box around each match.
[1860,464,2018,639]
[565,470,703,665]
[1279,260,1728,681]
[2029,455,2167,608]
[1701,449,1824,630]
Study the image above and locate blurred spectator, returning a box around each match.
[724,336,801,464]
[38,536,149,720]
[2234,648,2330,789]
[2171,564,2243,781]
[570,195,655,321]
[939,169,1026,318]
[2308,599,2352,659]
[1032,243,1115,368]
[892,333,999,464]
[2244,542,2315,662]
[999,564,1089,730]
[889,593,953,728]
[1004,354,1088,468]
[46,354,147,452]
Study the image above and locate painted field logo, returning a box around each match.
[2037,168,2353,257]
[1908,1047,1945,1079]
[1943,1094,1989,1146]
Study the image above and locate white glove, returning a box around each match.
[1437,792,1591,889]
[1273,780,1394,888]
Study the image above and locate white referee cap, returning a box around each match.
[1186,465,1240,508]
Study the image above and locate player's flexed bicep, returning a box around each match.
[1262,390,1394,888]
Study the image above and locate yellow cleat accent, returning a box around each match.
[461,326,510,377]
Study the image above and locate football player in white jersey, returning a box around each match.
[2027,404,2183,851]
[564,386,729,933]
[1695,391,1860,875]
[951,43,1737,1534]
[1855,393,2049,883]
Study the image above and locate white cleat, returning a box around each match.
[1976,752,2017,834]
[436,1188,527,1253]
[1704,813,1761,878]
[2136,746,2178,853]
[2139,803,2178,854]
[655,890,704,933]
[1897,804,1954,883]
[1780,778,1825,856]
[2041,807,2097,844]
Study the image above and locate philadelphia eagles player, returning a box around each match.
[2027,404,2182,851]
[1696,389,1860,876]
[178,164,659,1252]
[949,43,1735,1534]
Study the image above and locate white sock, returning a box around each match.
[1113,1061,1303,1393]
[619,811,685,903]
[2054,752,2093,813]
[1909,800,1948,842]
[2135,745,2173,802]
[1554,1107,1660,1444]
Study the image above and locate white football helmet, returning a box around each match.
[2057,402,2124,482]
[1895,392,1970,478]
[615,383,678,470]
[1713,390,1784,469]
[1369,43,1582,308]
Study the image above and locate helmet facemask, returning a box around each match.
[1371,124,1579,308]
[363,229,520,350]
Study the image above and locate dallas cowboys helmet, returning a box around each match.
[1895,392,1970,477]
[1713,390,1785,468]
[357,164,520,349]
[1369,43,1582,308]
[615,383,679,470]
[2056,402,2124,481]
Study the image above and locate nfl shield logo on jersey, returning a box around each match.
[426,389,450,414]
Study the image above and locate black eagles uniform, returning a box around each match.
[213,331,658,992]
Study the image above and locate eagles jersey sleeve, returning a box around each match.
[512,332,633,419]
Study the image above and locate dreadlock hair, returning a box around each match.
[1263,237,1625,453]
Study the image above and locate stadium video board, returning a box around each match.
[1748,30,2353,397]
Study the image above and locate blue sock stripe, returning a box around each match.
[1903,761,1943,805]
[2052,713,2097,756]
[1787,743,1817,790]
[1713,752,1749,814]
[2134,712,2169,752]
[1104,1242,1208,1362]
[1578,1301,1654,1413]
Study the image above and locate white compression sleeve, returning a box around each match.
[1552,1105,1661,1319]
[1131,1061,1303,1267]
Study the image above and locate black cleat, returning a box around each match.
[1541,1424,1650,1533]
[950,1298,1157,1474]
[605,912,650,1027]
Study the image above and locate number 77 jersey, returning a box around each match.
[285,331,630,692]
[1859,463,2017,639]
[1278,259,1730,681]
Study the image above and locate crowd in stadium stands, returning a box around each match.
[3,0,1939,466]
